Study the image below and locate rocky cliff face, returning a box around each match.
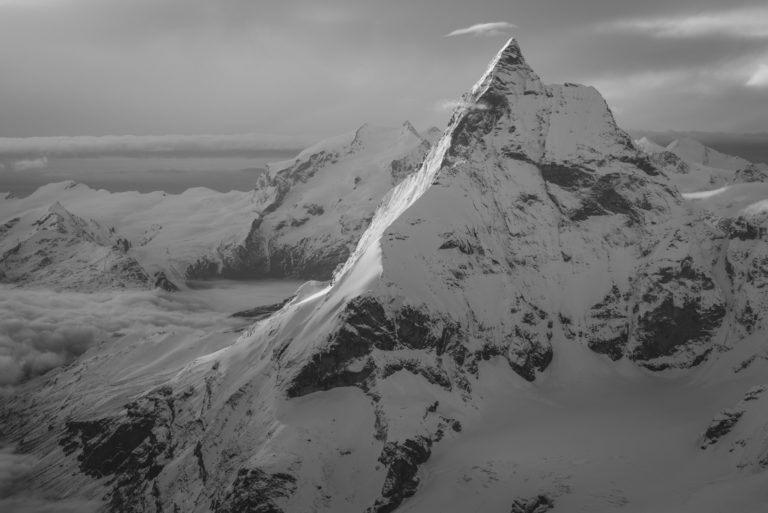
[4,39,768,513]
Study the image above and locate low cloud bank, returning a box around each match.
[0,133,312,160]
[0,286,239,387]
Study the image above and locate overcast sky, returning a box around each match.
[1,0,766,139]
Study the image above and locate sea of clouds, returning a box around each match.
[0,285,241,388]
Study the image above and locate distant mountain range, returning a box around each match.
[0,123,437,290]
[630,129,768,165]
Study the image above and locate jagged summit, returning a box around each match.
[449,37,636,167]
[473,38,538,93]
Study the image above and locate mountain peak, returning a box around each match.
[497,37,525,67]
[470,37,542,101]
[449,38,634,166]
[399,120,422,141]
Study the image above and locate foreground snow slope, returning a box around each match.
[0,124,432,289]
[3,39,768,513]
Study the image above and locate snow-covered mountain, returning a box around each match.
[3,39,768,513]
[0,124,433,289]
[0,199,159,290]
[635,135,768,192]
[667,137,751,171]
[187,122,433,280]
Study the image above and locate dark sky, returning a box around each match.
[1,0,767,139]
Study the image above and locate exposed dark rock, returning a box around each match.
[701,409,744,449]
[447,89,510,158]
[539,163,596,190]
[368,436,432,513]
[506,337,553,382]
[390,140,430,184]
[0,216,20,236]
[232,297,294,320]
[509,494,554,513]
[59,386,177,512]
[213,468,296,513]
[112,237,132,253]
[153,271,178,292]
[285,322,376,398]
[571,173,644,223]
[194,441,208,483]
[634,296,725,361]
[303,203,325,216]
[734,164,768,183]
[719,216,765,241]
[289,216,310,227]
[382,360,452,390]
[618,154,660,176]
[438,227,484,255]
[588,332,628,361]
[267,241,351,280]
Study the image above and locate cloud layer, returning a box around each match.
[0,134,309,160]
[601,6,768,40]
[0,286,241,387]
[445,22,517,38]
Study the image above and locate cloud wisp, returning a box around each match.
[601,6,768,40]
[445,22,517,38]
[435,98,491,112]
[10,157,47,171]
[746,64,768,88]
[0,134,311,160]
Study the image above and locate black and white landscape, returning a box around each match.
[2,2,768,513]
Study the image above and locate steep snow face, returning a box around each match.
[4,39,767,513]
[0,201,153,290]
[207,122,433,280]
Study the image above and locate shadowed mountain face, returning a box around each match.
[3,39,768,513]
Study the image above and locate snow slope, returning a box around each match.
[3,39,768,513]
